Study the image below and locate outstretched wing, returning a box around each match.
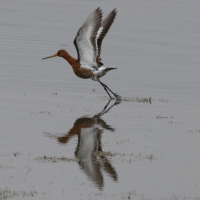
[96,9,117,67]
[74,8,102,70]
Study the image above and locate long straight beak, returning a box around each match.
[42,54,57,60]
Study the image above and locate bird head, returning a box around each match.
[42,49,65,60]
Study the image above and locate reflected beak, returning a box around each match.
[42,54,57,60]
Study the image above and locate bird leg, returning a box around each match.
[99,81,121,99]
[99,81,112,99]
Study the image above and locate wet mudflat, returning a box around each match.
[1,0,200,199]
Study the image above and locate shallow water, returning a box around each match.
[1,0,200,199]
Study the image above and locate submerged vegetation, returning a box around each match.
[122,97,151,103]
[0,188,38,200]
[34,155,79,163]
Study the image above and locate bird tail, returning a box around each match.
[107,67,117,71]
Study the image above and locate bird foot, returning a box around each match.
[113,93,122,100]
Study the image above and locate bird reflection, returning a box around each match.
[44,100,120,189]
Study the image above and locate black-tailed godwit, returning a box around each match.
[43,8,121,99]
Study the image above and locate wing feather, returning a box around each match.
[74,8,102,70]
[96,9,117,67]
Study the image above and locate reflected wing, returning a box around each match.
[74,8,102,70]
[96,9,117,67]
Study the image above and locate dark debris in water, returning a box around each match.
[158,99,171,103]
[156,115,174,119]
[0,165,14,169]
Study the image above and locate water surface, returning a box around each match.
[1,0,200,199]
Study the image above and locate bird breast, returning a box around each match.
[73,66,94,79]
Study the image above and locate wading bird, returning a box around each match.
[43,8,121,99]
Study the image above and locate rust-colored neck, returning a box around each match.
[62,50,77,67]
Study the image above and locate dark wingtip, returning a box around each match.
[96,7,102,15]
[112,8,117,15]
